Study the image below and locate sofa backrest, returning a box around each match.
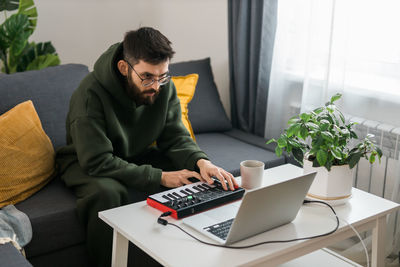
[169,58,232,134]
[0,64,89,149]
[0,59,229,148]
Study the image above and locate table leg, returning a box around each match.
[111,229,129,267]
[371,216,386,267]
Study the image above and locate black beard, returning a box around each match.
[125,71,160,106]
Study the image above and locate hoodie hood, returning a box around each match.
[92,43,136,108]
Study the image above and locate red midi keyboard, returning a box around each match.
[147,179,245,219]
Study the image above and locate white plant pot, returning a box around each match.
[303,159,355,204]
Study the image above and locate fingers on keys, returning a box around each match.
[215,169,237,191]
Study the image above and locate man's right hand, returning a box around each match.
[161,169,203,188]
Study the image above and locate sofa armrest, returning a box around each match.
[0,243,32,267]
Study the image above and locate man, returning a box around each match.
[56,27,238,266]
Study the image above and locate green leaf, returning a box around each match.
[18,0,37,33]
[0,0,19,11]
[348,153,361,169]
[376,147,383,158]
[316,150,328,166]
[330,147,342,160]
[366,133,375,139]
[375,147,383,163]
[277,137,287,148]
[320,123,329,131]
[369,153,376,164]
[287,123,301,137]
[350,130,358,139]
[320,119,330,125]
[292,147,304,164]
[330,93,342,103]
[312,158,321,167]
[17,41,57,71]
[288,116,301,125]
[325,161,332,171]
[0,49,7,72]
[321,114,333,124]
[285,144,292,153]
[328,112,340,125]
[313,107,324,114]
[326,105,335,113]
[321,131,334,142]
[26,53,60,71]
[0,13,31,56]
[299,113,311,122]
[299,126,308,140]
[266,138,276,145]
[312,135,325,147]
[287,138,300,147]
[305,122,319,130]
[36,41,56,55]
[275,146,283,157]
[340,128,350,136]
[14,40,34,71]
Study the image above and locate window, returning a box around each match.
[270,0,400,126]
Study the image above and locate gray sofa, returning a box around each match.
[0,58,288,266]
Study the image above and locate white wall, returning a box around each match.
[31,0,231,116]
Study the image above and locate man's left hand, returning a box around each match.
[196,159,238,191]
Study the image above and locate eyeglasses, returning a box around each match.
[125,60,171,87]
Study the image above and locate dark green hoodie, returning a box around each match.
[56,43,208,192]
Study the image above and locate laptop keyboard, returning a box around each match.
[204,218,234,240]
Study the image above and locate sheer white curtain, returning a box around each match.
[265,0,400,266]
[265,0,400,139]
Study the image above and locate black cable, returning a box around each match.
[157,200,339,249]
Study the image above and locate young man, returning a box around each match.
[56,27,238,266]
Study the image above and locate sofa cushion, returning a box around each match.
[172,74,198,140]
[27,243,89,267]
[0,243,32,267]
[169,58,232,134]
[15,178,85,258]
[195,132,285,177]
[223,128,278,151]
[224,129,300,167]
[0,64,89,149]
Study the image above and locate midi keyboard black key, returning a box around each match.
[147,179,245,219]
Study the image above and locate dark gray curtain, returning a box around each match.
[228,0,277,137]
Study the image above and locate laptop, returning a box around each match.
[182,172,316,245]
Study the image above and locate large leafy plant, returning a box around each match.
[267,93,382,171]
[0,0,60,74]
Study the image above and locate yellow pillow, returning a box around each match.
[172,74,198,141]
[0,100,55,208]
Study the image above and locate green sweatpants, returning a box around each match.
[58,150,175,267]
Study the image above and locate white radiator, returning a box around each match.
[349,116,399,197]
[346,115,400,266]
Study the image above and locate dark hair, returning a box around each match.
[123,27,175,65]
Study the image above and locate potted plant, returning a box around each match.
[267,93,382,203]
[0,0,60,74]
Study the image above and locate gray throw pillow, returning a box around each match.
[169,58,232,133]
[0,64,89,149]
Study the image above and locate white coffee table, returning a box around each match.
[99,164,400,267]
